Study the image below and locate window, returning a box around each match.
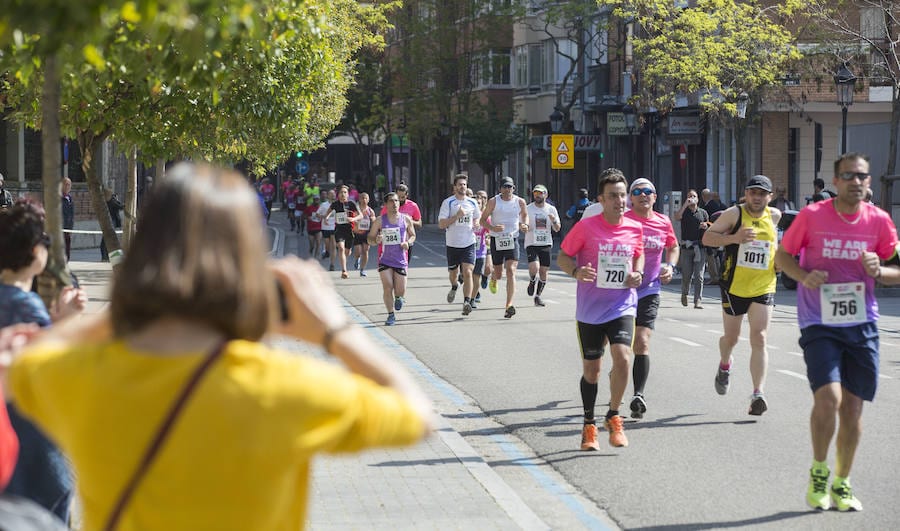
[528,44,542,90]
[473,49,511,88]
[860,7,886,41]
[515,45,528,88]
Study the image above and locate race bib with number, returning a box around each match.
[820,282,866,325]
[335,212,349,224]
[534,229,551,245]
[597,253,630,289]
[358,218,371,231]
[456,213,472,226]
[287,202,296,209]
[737,240,771,270]
[294,209,302,217]
[494,235,514,251]
[381,227,401,246]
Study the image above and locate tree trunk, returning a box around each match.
[79,130,122,269]
[36,54,70,309]
[886,88,899,177]
[156,158,166,181]
[123,146,138,249]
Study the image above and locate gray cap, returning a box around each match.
[500,176,515,187]
[745,175,772,192]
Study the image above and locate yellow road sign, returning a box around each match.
[551,134,574,170]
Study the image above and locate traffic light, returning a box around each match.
[296,150,304,158]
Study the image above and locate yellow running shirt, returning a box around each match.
[720,205,777,298]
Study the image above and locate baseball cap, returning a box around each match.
[629,178,656,193]
[533,184,548,194]
[500,176,515,187]
[745,175,772,193]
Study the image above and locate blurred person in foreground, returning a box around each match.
[1,163,434,530]
[1,199,87,523]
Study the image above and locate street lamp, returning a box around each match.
[622,104,637,133]
[550,109,564,133]
[834,63,857,154]
[736,92,749,119]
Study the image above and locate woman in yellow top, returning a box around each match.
[2,163,434,530]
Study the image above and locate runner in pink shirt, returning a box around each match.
[558,168,644,451]
[623,178,679,420]
[776,152,900,512]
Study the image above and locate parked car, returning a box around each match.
[777,208,800,290]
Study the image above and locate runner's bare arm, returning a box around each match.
[367,217,383,246]
[702,206,742,247]
[479,197,496,229]
[775,247,827,289]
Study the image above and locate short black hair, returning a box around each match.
[813,178,825,189]
[597,168,626,195]
[833,152,869,176]
[0,200,46,271]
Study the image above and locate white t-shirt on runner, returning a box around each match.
[318,201,335,231]
[524,202,559,247]
[439,195,480,248]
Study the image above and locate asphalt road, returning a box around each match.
[284,222,900,530]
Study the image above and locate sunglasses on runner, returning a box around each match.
[837,172,869,181]
[630,187,654,196]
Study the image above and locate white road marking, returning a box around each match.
[705,329,720,335]
[768,345,780,350]
[778,369,807,381]
[683,323,699,328]
[787,351,804,357]
[669,337,703,347]
[426,262,435,266]
[879,374,893,380]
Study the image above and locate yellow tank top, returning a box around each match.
[721,206,777,297]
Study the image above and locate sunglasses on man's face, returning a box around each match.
[631,188,654,196]
[501,184,514,189]
[838,172,869,181]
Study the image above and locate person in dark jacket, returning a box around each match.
[99,188,123,262]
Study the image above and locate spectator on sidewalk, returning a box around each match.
[99,188,123,263]
[0,173,13,210]
[0,199,87,523]
[769,187,795,211]
[810,178,836,204]
[1,163,434,531]
[61,178,74,261]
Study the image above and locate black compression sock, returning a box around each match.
[580,376,598,424]
[633,354,650,395]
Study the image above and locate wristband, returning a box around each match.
[322,321,354,353]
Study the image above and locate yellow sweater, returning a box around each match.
[10,339,423,530]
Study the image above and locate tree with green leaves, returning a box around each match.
[2,0,391,279]
[608,0,804,117]
[462,103,526,180]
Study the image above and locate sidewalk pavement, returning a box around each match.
[65,244,547,530]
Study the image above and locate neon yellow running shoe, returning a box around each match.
[806,467,830,511]
[831,479,863,512]
[488,279,498,294]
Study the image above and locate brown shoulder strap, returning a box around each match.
[103,340,228,531]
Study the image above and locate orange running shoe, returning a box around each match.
[604,415,628,448]
[580,424,600,451]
